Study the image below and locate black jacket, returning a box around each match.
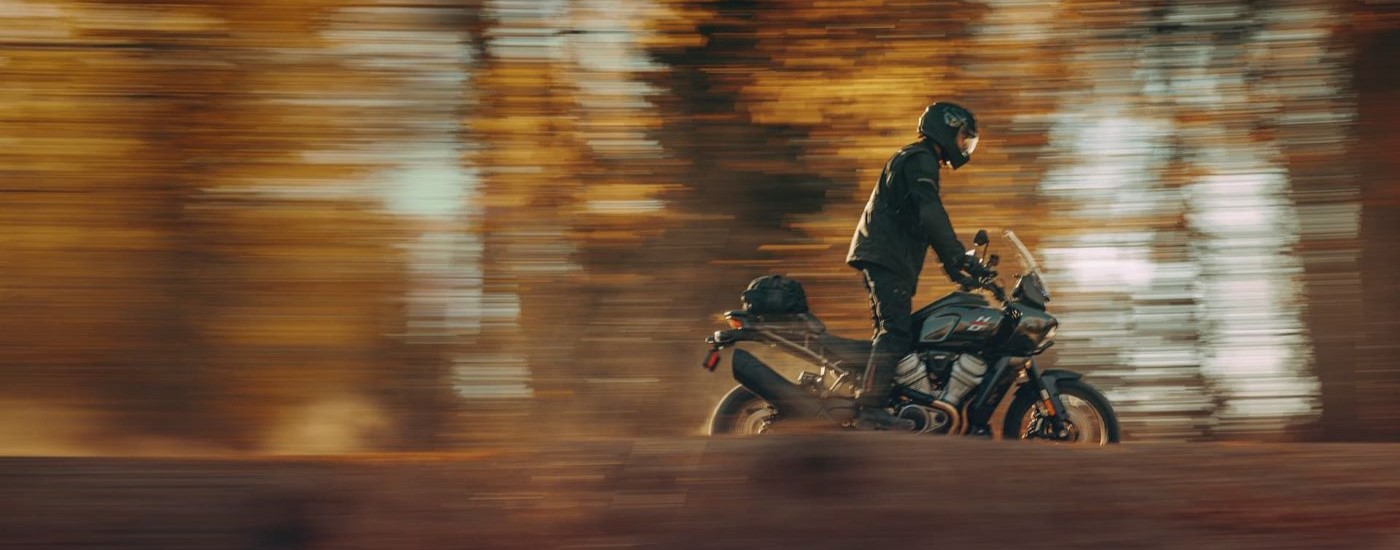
[846,139,967,285]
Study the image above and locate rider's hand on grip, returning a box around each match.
[953,270,979,291]
[961,256,995,281]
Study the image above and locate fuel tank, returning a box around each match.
[912,291,1006,350]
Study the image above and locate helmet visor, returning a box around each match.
[960,133,979,156]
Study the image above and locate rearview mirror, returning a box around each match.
[974,229,989,246]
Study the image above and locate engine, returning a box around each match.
[893,351,989,434]
[940,354,988,406]
[893,353,935,395]
[893,351,988,406]
[897,403,955,433]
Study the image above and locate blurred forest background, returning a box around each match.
[0,0,1397,454]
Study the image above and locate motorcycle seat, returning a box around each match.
[725,310,870,369]
[815,333,873,369]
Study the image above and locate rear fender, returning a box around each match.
[707,328,759,348]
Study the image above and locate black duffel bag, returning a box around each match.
[740,275,809,315]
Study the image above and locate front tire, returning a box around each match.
[1003,378,1121,445]
[708,386,776,436]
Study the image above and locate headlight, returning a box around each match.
[1034,324,1058,354]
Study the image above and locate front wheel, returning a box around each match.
[1003,379,1121,445]
[708,386,776,436]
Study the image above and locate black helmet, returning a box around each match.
[917,102,979,170]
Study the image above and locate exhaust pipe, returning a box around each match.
[731,349,849,421]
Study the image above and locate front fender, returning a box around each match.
[1014,368,1083,397]
[1032,369,1082,396]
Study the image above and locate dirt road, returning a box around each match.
[3,435,1399,549]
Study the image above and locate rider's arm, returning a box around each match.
[904,154,967,280]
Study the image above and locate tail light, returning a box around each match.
[703,349,722,371]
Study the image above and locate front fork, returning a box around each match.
[1023,360,1072,437]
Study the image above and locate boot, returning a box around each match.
[851,389,918,431]
[853,404,916,431]
[855,360,915,431]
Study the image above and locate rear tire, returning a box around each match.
[1003,378,1121,445]
[708,386,775,436]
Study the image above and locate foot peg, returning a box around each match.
[854,407,917,431]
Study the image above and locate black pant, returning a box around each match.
[857,264,916,407]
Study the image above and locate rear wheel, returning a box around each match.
[708,386,776,436]
[1003,379,1120,445]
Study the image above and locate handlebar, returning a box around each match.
[958,273,1007,302]
[955,229,1038,303]
[957,255,1007,302]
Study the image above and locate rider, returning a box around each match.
[846,102,986,429]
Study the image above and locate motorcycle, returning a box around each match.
[701,230,1120,445]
